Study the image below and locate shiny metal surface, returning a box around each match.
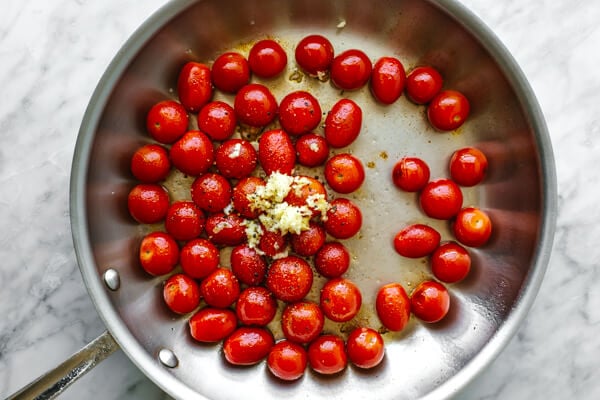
[70,0,556,399]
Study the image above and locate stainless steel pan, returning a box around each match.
[9,0,556,399]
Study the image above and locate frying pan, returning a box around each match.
[9,0,557,399]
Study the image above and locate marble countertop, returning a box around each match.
[0,0,597,399]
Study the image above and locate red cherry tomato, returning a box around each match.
[307,334,347,375]
[393,224,441,258]
[324,98,362,148]
[127,183,169,224]
[314,242,350,278]
[234,83,278,127]
[211,52,250,93]
[258,229,288,257]
[319,278,362,322]
[405,66,443,104]
[346,327,385,369]
[200,268,240,309]
[410,280,450,323]
[177,61,213,112]
[284,176,327,213]
[145,100,189,144]
[449,147,488,186]
[295,133,329,167]
[281,301,324,344]
[215,139,258,179]
[169,130,215,176]
[419,179,463,220]
[375,283,410,331]
[223,327,275,366]
[431,242,471,283]
[180,238,219,279]
[204,213,247,246]
[163,273,201,314]
[370,56,406,105]
[427,90,470,131]
[452,207,492,247]
[198,101,237,141]
[290,222,326,257]
[189,307,237,343]
[324,198,362,239]
[190,173,232,213]
[258,129,296,175]
[267,340,308,381]
[248,39,287,78]
[278,91,322,136]
[230,244,268,286]
[232,176,265,219]
[324,153,365,194]
[138,231,179,276]
[266,256,313,303]
[392,157,430,192]
[236,286,277,326]
[295,34,334,78]
[130,144,171,183]
[164,201,204,241]
[330,49,372,90]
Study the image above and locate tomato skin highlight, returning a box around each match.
[177,62,213,112]
[295,34,334,77]
[431,242,471,283]
[452,207,492,247]
[394,224,441,258]
[405,66,443,104]
[146,100,189,144]
[138,231,179,276]
[427,90,470,131]
[163,273,201,314]
[267,340,308,381]
[376,283,411,331]
[307,334,348,375]
[189,308,237,343]
[370,56,406,105]
[330,49,372,90]
[392,157,430,192]
[419,179,463,220]
[324,99,362,148]
[449,147,488,187]
[410,280,450,323]
[346,327,385,369]
[223,327,275,366]
[319,278,362,323]
[127,183,170,224]
[258,129,296,175]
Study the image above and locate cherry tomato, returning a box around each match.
[324,198,362,239]
[427,90,470,131]
[200,267,240,308]
[180,238,219,279]
[392,157,430,192]
[393,224,441,258]
[163,273,201,314]
[127,183,169,224]
[346,327,385,369]
[258,229,288,257]
[375,283,411,331]
[324,98,362,148]
[223,326,275,366]
[197,101,237,141]
[177,61,213,112]
[138,231,179,276]
[230,244,268,286]
[319,278,362,322]
[164,201,205,241]
[281,301,324,344]
[290,222,326,257]
[258,129,296,175]
[284,176,327,213]
[449,147,488,187]
[314,242,350,278]
[307,334,347,375]
[232,176,265,219]
[130,144,171,183]
[189,307,237,343]
[295,133,329,167]
[191,173,232,213]
[410,280,450,323]
[211,52,250,93]
[324,153,365,194]
[431,242,471,283]
[295,34,334,78]
[330,49,372,90]
[370,56,406,104]
[248,39,287,78]
[278,91,322,136]
[419,179,463,220]
[215,139,258,179]
[405,66,443,104]
[145,100,189,144]
[169,130,215,176]
[204,213,247,246]
[267,340,308,381]
[452,207,492,247]
[266,256,313,303]
[236,286,277,326]
[234,83,278,127]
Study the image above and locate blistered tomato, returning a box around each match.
[127,184,169,224]
[230,244,268,286]
[392,157,430,192]
[266,256,313,303]
[232,176,265,219]
[419,179,463,220]
[314,242,351,278]
[189,308,237,343]
[180,238,219,280]
[290,222,326,257]
[324,153,365,194]
[234,83,278,127]
[330,49,372,90]
[307,334,347,375]
[324,198,362,239]
[164,201,205,241]
[278,91,322,136]
[204,213,247,246]
[145,100,189,144]
[452,207,492,247]
[248,39,287,78]
[258,129,296,175]
[324,98,362,148]
[346,327,385,369]
[198,101,237,141]
[191,173,232,213]
[410,280,450,323]
[427,90,470,131]
[267,340,308,381]
[130,144,171,183]
[319,278,362,323]
[177,62,213,112]
[138,231,179,276]
[223,327,275,366]
[236,286,278,326]
[295,133,329,167]
[163,273,201,314]
[295,34,334,78]
[375,283,411,331]
[215,139,258,179]
[281,301,324,344]
[200,268,241,309]
[169,130,215,176]
[211,52,250,93]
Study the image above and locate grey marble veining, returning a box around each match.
[0,0,598,399]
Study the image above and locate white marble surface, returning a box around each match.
[0,0,598,399]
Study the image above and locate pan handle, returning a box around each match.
[7,331,119,400]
